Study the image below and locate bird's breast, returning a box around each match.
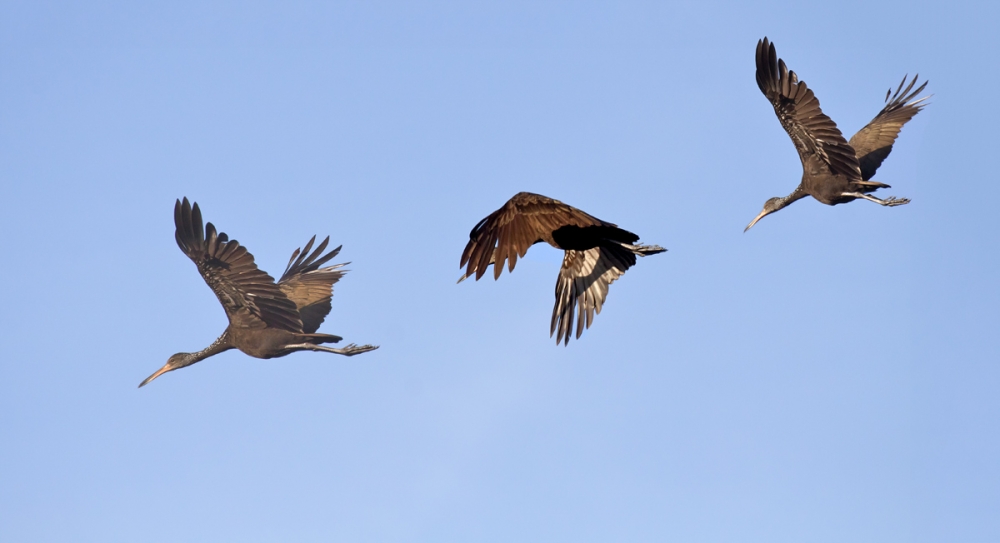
[229,327,298,359]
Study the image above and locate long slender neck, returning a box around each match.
[179,331,234,368]
[776,186,808,211]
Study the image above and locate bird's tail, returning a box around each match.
[299,333,343,344]
[856,180,891,193]
[619,243,667,257]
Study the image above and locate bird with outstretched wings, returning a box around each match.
[745,38,928,231]
[460,192,665,345]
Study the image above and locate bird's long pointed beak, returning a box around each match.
[138,364,172,388]
[744,210,769,232]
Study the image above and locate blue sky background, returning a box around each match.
[1,1,997,541]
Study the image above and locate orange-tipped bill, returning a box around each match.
[138,364,173,388]
[744,209,771,232]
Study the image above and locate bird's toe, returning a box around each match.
[340,343,379,356]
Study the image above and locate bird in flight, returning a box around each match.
[745,37,929,231]
[140,198,377,387]
[459,192,665,345]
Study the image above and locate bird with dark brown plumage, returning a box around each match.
[139,198,377,387]
[459,192,665,345]
[745,37,929,231]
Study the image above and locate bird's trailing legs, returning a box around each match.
[841,192,911,207]
[287,343,380,356]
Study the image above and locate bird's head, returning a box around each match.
[744,197,783,232]
[138,352,195,388]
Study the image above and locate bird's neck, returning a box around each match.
[776,187,808,210]
[183,331,234,367]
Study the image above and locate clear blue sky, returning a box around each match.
[1,1,997,541]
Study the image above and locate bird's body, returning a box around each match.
[217,328,337,359]
[139,198,377,387]
[746,37,929,231]
[460,192,665,344]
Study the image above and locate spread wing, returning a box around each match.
[174,197,303,332]
[459,192,608,281]
[550,244,636,345]
[849,75,929,180]
[756,37,862,180]
[277,236,346,334]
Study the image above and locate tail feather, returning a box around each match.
[619,242,667,256]
[299,333,343,344]
[856,180,890,188]
[855,179,891,194]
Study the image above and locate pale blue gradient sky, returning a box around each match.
[1,1,997,541]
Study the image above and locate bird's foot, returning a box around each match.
[842,191,911,207]
[340,343,379,356]
[881,196,911,207]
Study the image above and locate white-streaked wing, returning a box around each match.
[550,244,635,345]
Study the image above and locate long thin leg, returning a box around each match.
[286,343,379,356]
[841,192,911,207]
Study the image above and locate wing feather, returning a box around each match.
[174,198,303,332]
[550,244,636,345]
[277,236,346,334]
[756,38,862,180]
[848,74,929,180]
[459,192,609,281]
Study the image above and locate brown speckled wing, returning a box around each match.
[756,38,862,181]
[174,197,303,332]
